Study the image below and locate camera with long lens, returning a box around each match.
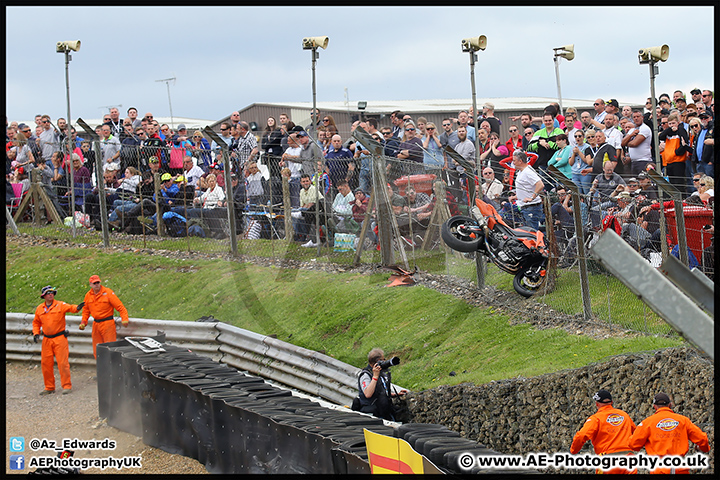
[378,356,400,370]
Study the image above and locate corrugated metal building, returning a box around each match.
[211,97,641,144]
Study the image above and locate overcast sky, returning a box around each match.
[5,6,715,124]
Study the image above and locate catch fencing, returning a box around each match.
[6,136,714,337]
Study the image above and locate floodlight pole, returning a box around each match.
[553,55,564,117]
[466,48,486,288]
[310,48,319,142]
[156,77,176,129]
[62,48,77,237]
[647,61,669,260]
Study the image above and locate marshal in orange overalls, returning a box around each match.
[80,276,129,358]
[629,406,710,474]
[571,391,637,474]
[33,296,81,392]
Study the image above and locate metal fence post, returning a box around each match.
[203,126,237,257]
[547,166,592,321]
[647,170,688,266]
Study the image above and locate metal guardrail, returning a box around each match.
[5,312,367,405]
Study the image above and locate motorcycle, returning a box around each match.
[441,198,549,297]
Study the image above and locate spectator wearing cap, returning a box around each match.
[173,124,189,145]
[690,88,703,104]
[156,172,176,201]
[481,102,501,135]
[80,275,129,359]
[570,389,637,474]
[696,111,714,178]
[629,392,710,474]
[33,285,83,395]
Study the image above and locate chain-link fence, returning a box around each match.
[6,135,713,337]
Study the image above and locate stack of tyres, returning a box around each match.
[98,345,140,425]
[423,438,484,468]
[117,350,158,437]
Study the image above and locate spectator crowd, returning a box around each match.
[6,90,714,272]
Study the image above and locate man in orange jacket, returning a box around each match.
[33,285,84,395]
[629,392,710,474]
[79,275,129,358]
[570,389,637,474]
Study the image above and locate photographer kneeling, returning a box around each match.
[356,348,407,421]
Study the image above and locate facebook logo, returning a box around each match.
[10,455,25,470]
[9,436,25,452]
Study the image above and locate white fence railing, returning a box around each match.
[5,312,363,405]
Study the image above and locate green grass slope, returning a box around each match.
[6,241,682,391]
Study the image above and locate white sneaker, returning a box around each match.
[301,240,317,248]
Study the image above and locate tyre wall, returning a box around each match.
[404,347,714,472]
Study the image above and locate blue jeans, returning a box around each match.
[572,173,593,195]
[108,200,137,222]
[289,177,301,208]
[520,203,544,231]
[698,161,714,178]
[358,168,372,195]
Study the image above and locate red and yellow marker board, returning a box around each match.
[364,428,444,474]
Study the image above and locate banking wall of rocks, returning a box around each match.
[404,347,714,472]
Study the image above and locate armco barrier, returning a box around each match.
[5,312,395,406]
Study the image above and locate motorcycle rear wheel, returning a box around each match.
[513,266,547,298]
[441,215,483,253]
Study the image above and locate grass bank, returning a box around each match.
[5,240,682,391]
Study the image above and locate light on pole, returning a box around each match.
[302,36,329,142]
[552,44,574,116]
[461,35,487,194]
[462,35,487,288]
[639,44,670,259]
[156,76,176,129]
[56,40,80,237]
[302,36,328,254]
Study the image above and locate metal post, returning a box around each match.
[468,50,486,288]
[93,140,110,247]
[311,48,318,143]
[547,166,592,321]
[203,127,237,256]
[648,62,669,260]
[64,50,76,238]
[553,56,564,116]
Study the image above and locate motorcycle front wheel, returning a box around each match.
[440,215,483,253]
[513,264,547,298]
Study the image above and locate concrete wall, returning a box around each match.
[403,347,714,472]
